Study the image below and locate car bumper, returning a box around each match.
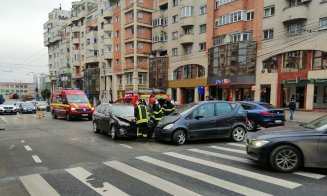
[246,144,271,164]
[22,110,36,113]
[0,109,16,114]
[260,116,285,126]
[70,113,92,118]
[154,127,172,141]
[117,126,137,137]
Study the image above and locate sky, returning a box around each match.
[0,0,75,83]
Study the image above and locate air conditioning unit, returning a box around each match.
[261,69,268,74]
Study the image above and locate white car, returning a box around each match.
[36,101,48,111]
[0,101,17,115]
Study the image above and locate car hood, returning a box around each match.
[157,114,181,128]
[22,106,35,109]
[250,126,321,140]
[116,115,135,123]
[1,104,15,107]
[69,103,91,108]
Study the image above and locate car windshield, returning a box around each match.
[37,102,47,106]
[3,101,15,105]
[259,103,277,109]
[301,115,327,131]
[112,106,134,117]
[173,102,198,116]
[22,103,34,107]
[66,95,89,103]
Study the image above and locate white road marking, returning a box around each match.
[164,152,301,189]
[137,156,271,196]
[119,144,133,149]
[105,161,200,196]
[24,145,32,151]
[188,148,254,164]
[210,145,246,154]
[226,142,246,148]
[9,145,15,150]
[32,155,42,163]
[294,172,326,179]
[0,116,9,124]
[21,140,25,143]
[20,174,60,196]
[66,167,128,196]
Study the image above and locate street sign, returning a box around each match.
[198,86,204,94]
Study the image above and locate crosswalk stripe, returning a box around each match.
[119,144,133,149]
[32,155,42,163]
[20,174,60,196]
[136,156,272,196]
[188,148,254,164]
[65,167,128,196]
[24,145,32,151]
[104,161,200,196]
[226,143,246,148]
[210,145,246,154]
[294,172,326,179]
[164,152,301,189]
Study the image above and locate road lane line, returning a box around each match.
[119,144,133,149]
[66,167,128,196]
[136,156,271,196]
[0,116,9,124]
[294,172,326,179]
[187,148,254,164]
[226,143,246,148]
[210,145,246,154]
[20,174,60,196]
[32,155,42,163]
[164,152,301,189]
[24,145,32,151]
[104,161,200,196]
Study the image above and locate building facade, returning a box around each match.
[254,0,327,110]
[0,82,34,100]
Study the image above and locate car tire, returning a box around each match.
[66,113,71,121]
[269,145,302,173]
[172,129,186,145]
[51,111,57,119]
[246,119,257,132]
[231,126,246,142]
[93,121,100,133]
[110,125,118,140]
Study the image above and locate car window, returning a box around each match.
[190,103,215,118]
[104,105,112,115]
[98,105,106,114]
[241,103,253,110]
[215,103,232,115]
[238,106,246,115]
[259,103,277,109]
[230,103,236,110]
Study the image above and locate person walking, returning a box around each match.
[288,98,296,120]
[134,99,149,141]
[162,97,176,116]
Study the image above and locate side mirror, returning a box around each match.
[195,115,204,120]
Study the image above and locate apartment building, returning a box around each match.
[0,82,34,99]
[254,0,327,110]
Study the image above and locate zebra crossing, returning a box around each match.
[4,143,326,196]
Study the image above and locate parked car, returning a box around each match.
[19,102,36,114]
[238,101,285,131]
[0,101,17,115]
[36,101,48,111]
[246,115,327,173]
[93,104,141,139]
[155,101,247,145]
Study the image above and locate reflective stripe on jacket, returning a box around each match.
[152,104,164,121]
[135,105,149,124]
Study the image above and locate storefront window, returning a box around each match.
[283,51,307,72]
[173,65,205,80]
[263,56,278,73]
[313,51,327,70]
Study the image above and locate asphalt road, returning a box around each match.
[0,112,326,196]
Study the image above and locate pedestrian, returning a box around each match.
[288,98,296,120]
[149,97,164,138]
[162,97,176,116]
[134,99,149,141]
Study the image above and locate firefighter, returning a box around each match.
[134,99,149,141]
[162,97,176,116]
[149,97,163,126]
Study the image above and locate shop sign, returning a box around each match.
[315,79,327,83]
[198,86,204,94]
[215,79,230,85]
[282,80,297,84]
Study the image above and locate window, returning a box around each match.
[130,12,134,19]
[137,27,143,34]
[264,6,275,17]
[263,29,274,40]
[173,0,179,7]
[283,51,307,72]
[172,31,179,40]
[137,58,143,63]
[246,11,254,21]
[115,16,120,22]
[263,55,278,73]
[115,31,120,37]
[215,103,231,115]
[213,35,225,45]
[137,43,143,49]
[130,28,134,34]
[172,48,178,56]
[115,45,120,51]
[230,31,252,42]
[290,0,302,7]
[138,73,147,85]
[126,73,133,85]
[200,5,207,14]
[191,103,215,118]
[172,15,179,23]
[184,45,192,54]
[130,43,134,49]
[320,17,327,29]
[137,11,143,19]
[215,0,235,8]
[184,26,193,34]
[288,23,301,35]
[230,11,243,23]
[181,6,193,18]
[199,24,206,33]
[199,42,206,51]
[313,51,327,70]
[115,59,120,64]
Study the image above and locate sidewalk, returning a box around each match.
[284,110,327,123]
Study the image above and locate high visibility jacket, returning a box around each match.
[152,103,164,121]
[134,105,149,124]
[162,102,176,116]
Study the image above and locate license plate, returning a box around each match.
[275,120,282,123]
[82,114,88,117]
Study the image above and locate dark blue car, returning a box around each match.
[239,102,285,131]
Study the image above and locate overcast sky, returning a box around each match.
[0,0,75,83]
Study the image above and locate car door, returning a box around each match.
[186,103,217,139]
[103,105,112,133]
[95,105,105,131]
[318,131,327,167]
[214,102,234,138]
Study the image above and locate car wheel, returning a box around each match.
[111,125,118,140]
[66,113,71,121]
[51,111,57,119]
[93,121,100,133]
[231,126,246,142]
[172,129,186,145]
[246,119,257,132]
[269,145,302,173]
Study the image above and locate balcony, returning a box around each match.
[78,10,86,19]
[72,61,80,67]
[180,34,194,44]
[85,56,99,64]
[71,14,78,22]
[72,26,80,32]
[181,0,193,6]
[104,52,113,59]
[282,5,308,23]
[50,75,58,81]
[104,24,113,32]
[72,73,83,79]
[104,38,113,45]
[152,42,167,52]
[103,9,113,19]
[72,38,80,45]
[86,43,98,50]
[180,17,194,27]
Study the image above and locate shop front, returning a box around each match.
[313,79,327,110]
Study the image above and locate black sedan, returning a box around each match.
[155,101,247,145]
[246,115,327,172]
[239,101,285,131]
[92,104,137,139]
[19,102,36,114]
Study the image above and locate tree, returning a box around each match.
[41,89,51,100]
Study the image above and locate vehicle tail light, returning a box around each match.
[259,111,274,116]
[91,107,95,111]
